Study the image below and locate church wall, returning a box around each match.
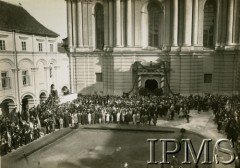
[212,52,240,95]
[73,50,240,96]
[74,53,102,94]
[69,0,240,96]
[0,30,69,112]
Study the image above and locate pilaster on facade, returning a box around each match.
[226,0,234,45]
[192,0,198,46]
[127,0,133,47]
[116,0,122,47]
[182,0,192,47]
[77,0,83,48]
[108,0,114,48]
[66,0,73,48]
[172,0,178,47]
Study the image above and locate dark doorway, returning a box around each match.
[21,95,33,121]
[0,99,14,117]
[145,79,158,91]
[21,98,29,113]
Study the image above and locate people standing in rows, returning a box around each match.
[1,94,240,156]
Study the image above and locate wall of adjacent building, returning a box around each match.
[0,30,70,112]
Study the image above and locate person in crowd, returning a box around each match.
[153,114,157,126]
[59,117,64,129]
[1,93,240,156]
[88,112,92,125]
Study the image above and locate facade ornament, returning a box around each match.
[31,67,39,72]
[11,68,20,72]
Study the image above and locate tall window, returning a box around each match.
[203,0,215,48]
[22,41,26,51]
[95,3,104,50]
[50,44,53,52]
[1,71,10,89]
[22,70,30,86]
[0,40,6,50]
[38,43,43,52]
[148,3,161,47]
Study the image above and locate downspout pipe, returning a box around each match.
[13,31,21,113]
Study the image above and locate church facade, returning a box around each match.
[66,0,240,96]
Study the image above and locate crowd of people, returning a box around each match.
[1,92,240,156]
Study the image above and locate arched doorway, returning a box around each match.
[0,99,15,117]
[39,92,47,103]
[21,95,34,121]
[145,79,158,91]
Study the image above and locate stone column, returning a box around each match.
[127,0,132,47]
[215,0,222,46]
[172,0,178,46]
[227,0,234,45]
[66,0,73,48]
[233,0,239,44]
[72,1,77,47]
[104,0,109,48]
[116,0,121,46]
[109,0,113,47]
[183,0,192,46]
[77,0,83,47]
[192,0,198,45]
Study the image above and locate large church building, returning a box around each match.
[66,0,240,96]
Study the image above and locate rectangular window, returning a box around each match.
[38,43,43,52]
[204,74,212,83]
[0,40,6,50]
[96,73,103,82]
[1,71,10,89]
[22,41,26,51]
[22,70,30,86]
[50,44,53,52]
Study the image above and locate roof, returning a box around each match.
[0,1,59,37]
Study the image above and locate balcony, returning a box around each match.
[1,77,11,90]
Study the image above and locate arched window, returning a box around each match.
[203,0,216,48]
[95,3,104,50]
[148,3,161,47]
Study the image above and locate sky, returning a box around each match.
[2,0,67,42]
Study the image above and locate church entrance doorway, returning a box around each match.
[145,79,158,91]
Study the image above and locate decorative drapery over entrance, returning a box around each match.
[130,61,173,95]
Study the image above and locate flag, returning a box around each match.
[7,130,11,147]
[37,114,41,128]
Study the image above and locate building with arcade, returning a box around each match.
[66,0,240,96]
[0,1,70,116]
